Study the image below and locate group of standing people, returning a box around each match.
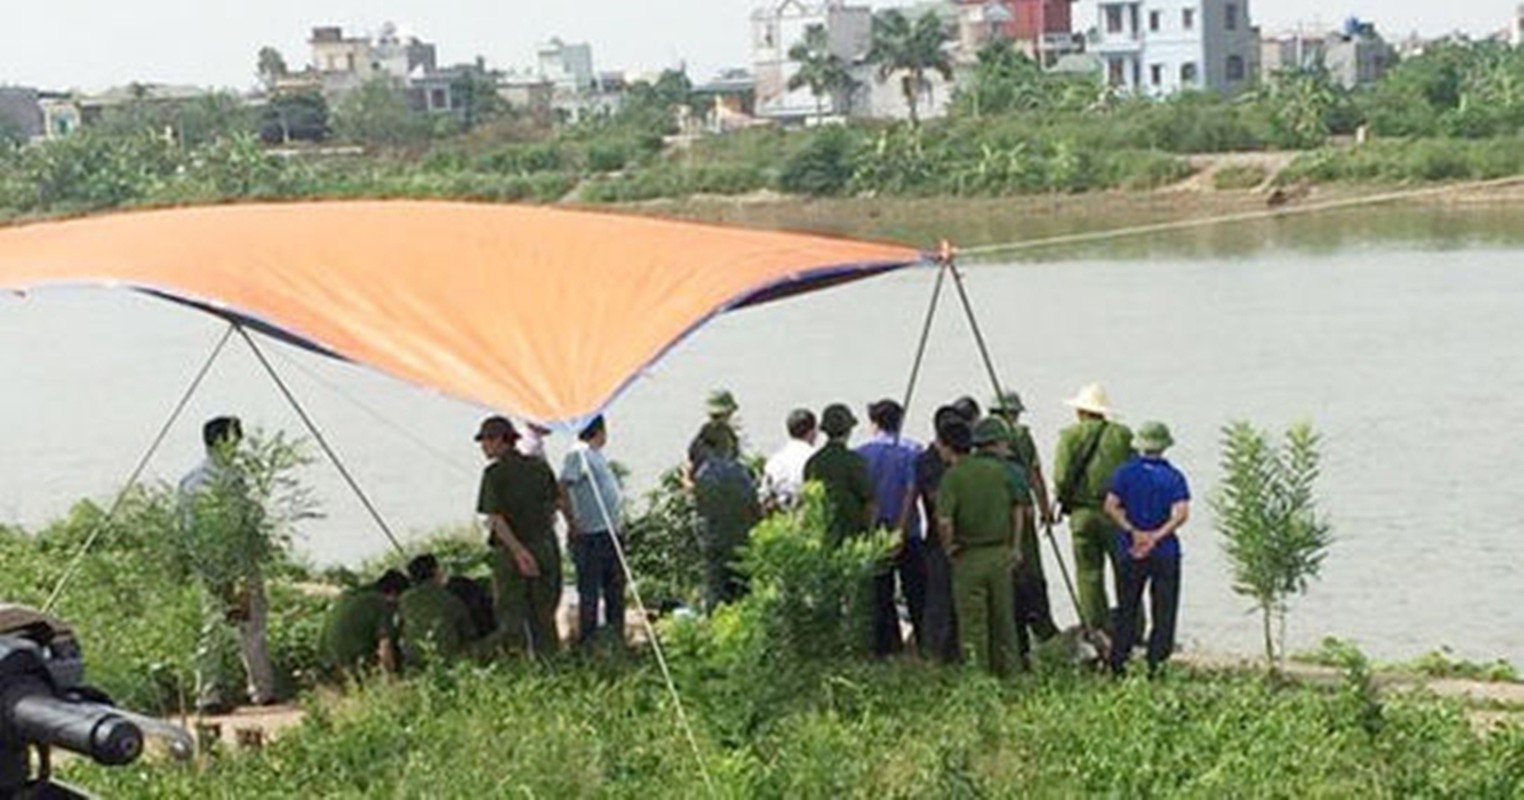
[188,376,1190,706]
[712,383,1191,678]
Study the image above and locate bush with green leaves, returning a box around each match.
[1214,420,1333,673]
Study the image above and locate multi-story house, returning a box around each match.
[1322,18,1395,89]
[955,1,1080,66]
[751,0,873,120]
[308,23,438,97]
[1090,0,1258,96]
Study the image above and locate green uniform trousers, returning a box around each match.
[1070,507,1119,631]
[953,544,1020,678]
[492,545,563,658]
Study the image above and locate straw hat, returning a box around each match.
[1064,383,1115,417]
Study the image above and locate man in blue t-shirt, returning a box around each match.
[1103,421,1190,676]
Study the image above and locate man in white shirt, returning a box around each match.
[762,408,818,512]
[559,415,626,648]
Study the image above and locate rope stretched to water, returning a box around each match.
[43,323,237,613]
[571,445,716,795]
[236,325,407,556]
[953,175,1524,261]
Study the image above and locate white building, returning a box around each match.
[1090,0,1258,96]
[537,38,596,93]
[751,0,873,120]
[1513,4,1523,48]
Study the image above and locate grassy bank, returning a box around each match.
[0,490,1514,796]
[61,659,1524,797]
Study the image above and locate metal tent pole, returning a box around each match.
[235,325,405,556]
[43,323,238,613]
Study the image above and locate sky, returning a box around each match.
[1,1,1514,93]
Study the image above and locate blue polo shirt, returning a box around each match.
[857,433,924,539]
[1108,455,1190,559]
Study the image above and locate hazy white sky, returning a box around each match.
[2,1,1513,92]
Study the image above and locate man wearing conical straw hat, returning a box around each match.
[1052,384,1135,634]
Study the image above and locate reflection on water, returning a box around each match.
[0,208,1520,669]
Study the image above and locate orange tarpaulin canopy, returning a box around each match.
[0,201,922,424]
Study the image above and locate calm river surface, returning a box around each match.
[1,206,1520,668]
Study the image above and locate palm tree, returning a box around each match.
[787,25,853,124]
[867,9,954,126]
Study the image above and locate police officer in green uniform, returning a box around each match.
[693,424,763,611]
[991,391,1060,654]
[687,389,742,478]
[1053,384,1134,633]
[803,404,876,548]
[937,417,1027,677]
[475,415,563,658]
[319,569,409,679]
[398,554,479,666]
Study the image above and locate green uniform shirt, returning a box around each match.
[477,452,560,556]
[1053,419,1134,510]
[319,587,396,670]
[687,420,740,470]
[938,452,1028,549]
[804,440,875,546]
[1004,423,1041,507]
[398,583,476,662]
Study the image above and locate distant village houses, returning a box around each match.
[1260,18,1396,89]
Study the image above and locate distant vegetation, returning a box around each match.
[1,39,1522,222]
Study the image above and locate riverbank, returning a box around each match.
[626,179,1524,255]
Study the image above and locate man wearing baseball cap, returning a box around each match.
[475,415,562,657]
[1104,421,1190,676]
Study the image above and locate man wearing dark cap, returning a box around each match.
[475,415,562,657]
[937,416,1027,677]
[991,390,1060,658]
[914,407,971,661]
[856,399,923,657]
[804,403,876,548]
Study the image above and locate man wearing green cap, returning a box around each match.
[694,421,762,611]
[991,391,1059,655]
[687,389,742,480]
[1104,422,1190,676]
[938,416,1027,676]
[1053,384,1135,634]
[804,403,876,548]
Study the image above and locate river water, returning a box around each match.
[1,206,1520,668]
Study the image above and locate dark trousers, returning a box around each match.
[572,533,626,646]
[920,540,959,663]
[1109,552,1181,674]
[869,570,903,657]
[898,538,929,650]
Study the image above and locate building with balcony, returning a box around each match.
[955,1,1081,66]
[1089,0,1258,96]
[751,0,873,121]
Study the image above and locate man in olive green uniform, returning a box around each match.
[937,417,1028,677]
[1053,384,1134,633]
[803,404,876,548]
[475,416,563,657]
[693,425,763,611]
[991,391,1060,654]
[398,555,478,666]
[319,569,409,679]
[687,389,742,479]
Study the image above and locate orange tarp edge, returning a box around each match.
[0,201,921,423]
